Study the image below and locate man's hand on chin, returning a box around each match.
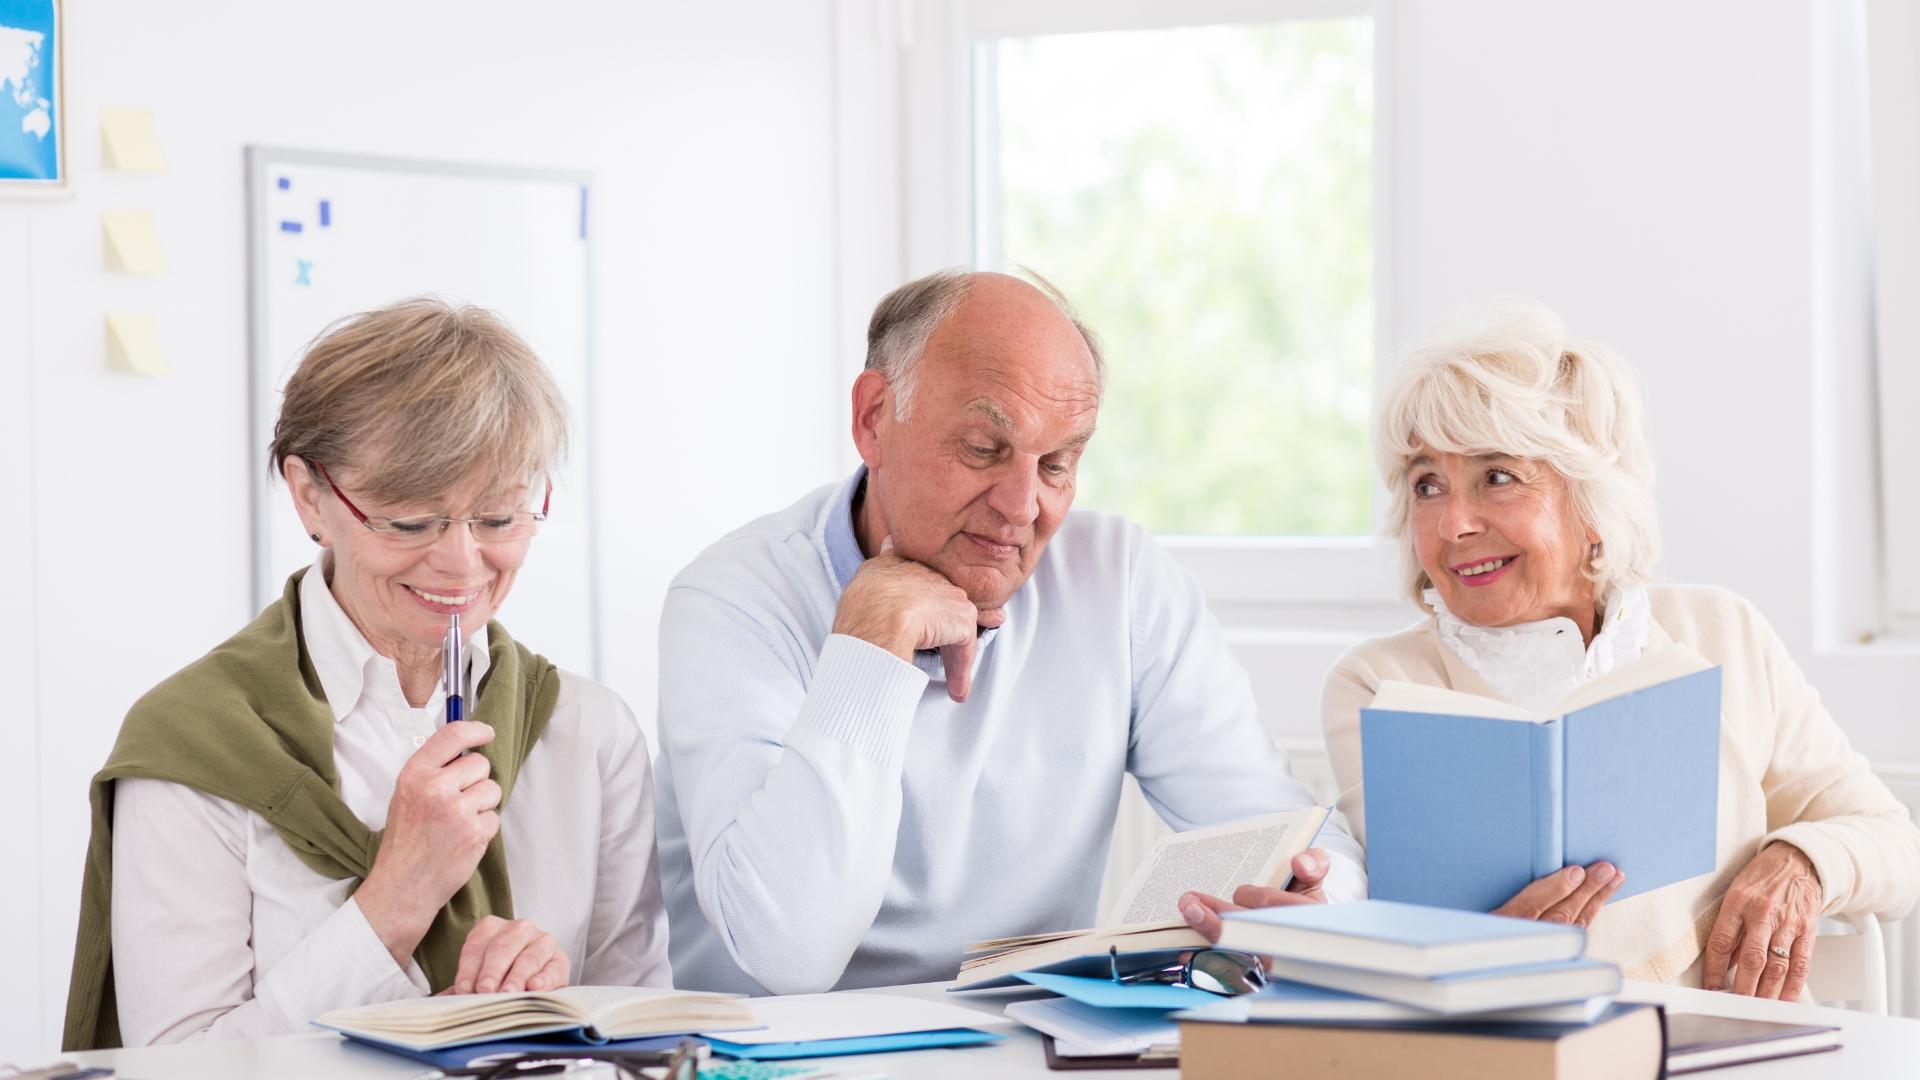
[1177,848,1332,944]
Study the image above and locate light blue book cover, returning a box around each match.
[1361,662,1720,913]
[1224,898,1584,950]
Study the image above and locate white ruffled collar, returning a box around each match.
[1425,584,1651,714]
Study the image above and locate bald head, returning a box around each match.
[865,269,1104,420]
[849,269,1105,610]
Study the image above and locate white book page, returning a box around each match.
[1103,808,1328,927]
[1554,643,1713,714]
[1367,680,1542,722]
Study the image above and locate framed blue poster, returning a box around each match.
[0,0,63,194]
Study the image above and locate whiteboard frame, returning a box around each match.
[243,146,603,679]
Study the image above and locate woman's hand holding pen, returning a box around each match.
[355,720,502,970]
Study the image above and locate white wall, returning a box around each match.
[0,0,844,1055]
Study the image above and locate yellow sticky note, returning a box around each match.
[101,107,165,173]
[102,211,166,275]
[106,313,168,376]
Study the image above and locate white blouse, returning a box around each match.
[110,555,670,1045]
[1426,585,1652,713]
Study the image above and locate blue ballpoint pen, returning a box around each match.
[443,613,464,723]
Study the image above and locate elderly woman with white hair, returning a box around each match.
[64,299,670,1049]
[1304,300,1920,999]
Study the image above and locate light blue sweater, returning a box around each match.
[654,470,1365,995]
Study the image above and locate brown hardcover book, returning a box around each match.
[1177,1003,1664,1080]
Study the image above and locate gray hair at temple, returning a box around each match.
[864,268,1106,420]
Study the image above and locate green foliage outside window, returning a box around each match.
[991,18,1375,536]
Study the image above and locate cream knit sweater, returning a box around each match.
[1323,583,1920,984]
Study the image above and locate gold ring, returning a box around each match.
[1769,945,1792,959]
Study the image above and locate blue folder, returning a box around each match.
[705,1028,1005,1059]
[1362,665,1721,913]
[1012,971,1224,1010]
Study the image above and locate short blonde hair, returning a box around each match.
[1375,298,1660,609]
[270,298,568,505]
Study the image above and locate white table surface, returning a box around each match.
[60,980,1920,1079]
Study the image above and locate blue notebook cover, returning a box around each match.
[338,1030,691,1069]
[1223,898,1584,950]
[1362,665,1720,913]
[706,1028,1005,1060]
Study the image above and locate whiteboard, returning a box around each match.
[246,147,600,679]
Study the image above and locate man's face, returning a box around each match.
[858,277,1102,611]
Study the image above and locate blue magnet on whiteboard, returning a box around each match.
[280,220,303,234]
[318,200,331,227]
[295,259,313,286]
[277,177,290,190]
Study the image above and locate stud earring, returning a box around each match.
[310,533,323,543]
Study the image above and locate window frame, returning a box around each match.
[1865,0,1920,637]
[895,0,1404,609]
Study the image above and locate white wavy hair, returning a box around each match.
[1375,298,1661,610]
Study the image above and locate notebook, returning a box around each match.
[1217,899,1586,976]
[1664,1012,1841,1074]
[1362,645,1721,912]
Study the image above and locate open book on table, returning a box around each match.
[955,806,1331,988]
[1362,643,1722,913]
[314,985,755,1052]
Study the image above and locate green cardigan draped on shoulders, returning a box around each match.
[63,568,559,1051]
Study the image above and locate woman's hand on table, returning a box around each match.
[1704,841,1823,1000]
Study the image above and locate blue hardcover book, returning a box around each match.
[1259,954,1623,1014]
[1218,899,1585,976]
[1362,646,1721,913]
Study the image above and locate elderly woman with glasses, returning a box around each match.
[65,299,669,1049]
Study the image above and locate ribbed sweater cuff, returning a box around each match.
[791,634,928,767]
[1763,822,1855,914]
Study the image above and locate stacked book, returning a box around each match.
[1178,900,1661,1080]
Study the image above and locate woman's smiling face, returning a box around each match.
[1407,449,1600,631]
[294,459,534,657]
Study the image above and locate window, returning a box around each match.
[1865,0,1920,636]
[974,10,1376,538]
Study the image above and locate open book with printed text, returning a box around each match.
[314,986,756,1052]
[955,806,1331,987]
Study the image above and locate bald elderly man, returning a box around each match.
[653,270,1365,995]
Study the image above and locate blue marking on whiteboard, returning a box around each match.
[277,176,290,190]
[579,185,588,240]
[295,259,314,286]
[280,220,303,234]
[318,200,331,227]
